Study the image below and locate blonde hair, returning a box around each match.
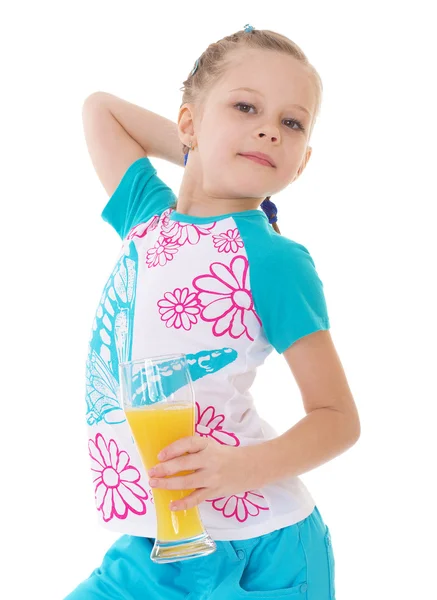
[179,27,323,235]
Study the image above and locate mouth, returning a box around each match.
[238,153,276,168]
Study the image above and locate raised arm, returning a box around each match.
[82,91,184,198]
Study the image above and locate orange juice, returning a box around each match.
[125,403,205,542]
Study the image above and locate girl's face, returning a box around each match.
[179,48,317,211]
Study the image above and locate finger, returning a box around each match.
[149,472,200,491]
[158,435,208,461]
[171,488,208,511]
[148,454,198,478]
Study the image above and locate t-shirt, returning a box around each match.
[85,156,330,541]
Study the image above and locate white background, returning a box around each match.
[2,1,436,598]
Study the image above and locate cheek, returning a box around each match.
[202,144,236,171]
[200,122,238,160]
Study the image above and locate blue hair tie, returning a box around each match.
[244,24,254,33]
[261,198,278,224]
[191,58,200,76]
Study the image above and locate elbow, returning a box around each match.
[349,416,361,445]
[336,407,361,445]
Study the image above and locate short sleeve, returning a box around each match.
[101,156,176,240]
[253,238,331,354]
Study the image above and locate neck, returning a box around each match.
[175,169,263,218]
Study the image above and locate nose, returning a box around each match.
[258,131,278,143]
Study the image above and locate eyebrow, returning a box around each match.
[228,87,312,117]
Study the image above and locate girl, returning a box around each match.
[71,24,360,600]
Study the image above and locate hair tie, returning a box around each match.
[244,24,255,33]
[261,198,278,224]
[191,58,200,76]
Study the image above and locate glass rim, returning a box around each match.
[119,353,187,369]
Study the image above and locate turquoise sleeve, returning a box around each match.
[101,157,176,240]
[237,216,331,354]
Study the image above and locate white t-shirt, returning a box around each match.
[85,157,330,541]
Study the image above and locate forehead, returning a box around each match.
[214,48,316,113]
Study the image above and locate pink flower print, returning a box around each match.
[146,235,180,268]
[212,229,244,254]
[195,402,241,446]
[160,207,174,231]
[206,491,270,522]
[127,215,159,240]
[193,255,262,340]
[162,220,216,246]
[127,215,160,240]
[89,433,148,522]
[157,287,200,330]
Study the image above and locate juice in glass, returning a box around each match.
[125,403,204,541]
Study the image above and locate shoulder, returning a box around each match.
[108,155,176,201]
[101,156,176,239]
[117,156,174,196]
[270,233,313,260]
[246,225,328,308]
[257,229,318,276]
[236,213,315,267]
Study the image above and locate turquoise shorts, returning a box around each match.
[65,505,335,599]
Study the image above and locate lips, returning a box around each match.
[239,152,276,168]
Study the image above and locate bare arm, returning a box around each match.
[240,330,360,488]
[82,92,184,198]
[89,92,184,167]
[241,407,359,491]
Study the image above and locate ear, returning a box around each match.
[292,146,312,182]
[178,103,196,148]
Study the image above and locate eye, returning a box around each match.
[234,102,305,132]
[235,102,256,114]
[284,118,305,132]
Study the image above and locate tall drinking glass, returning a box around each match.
[119,353,217,563]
